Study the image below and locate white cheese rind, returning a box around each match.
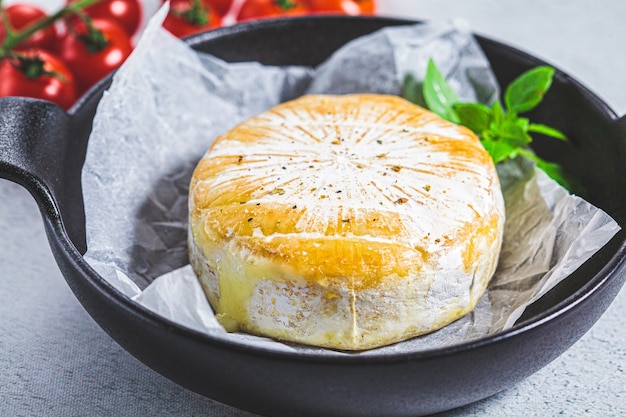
[189,94,505,350]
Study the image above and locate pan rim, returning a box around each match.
[61,14,626,364]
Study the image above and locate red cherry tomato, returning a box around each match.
[66,0,143,36]
[58,18,133,95]
[164,0,222,38]
[0,49,77,110]
[205,0,234,16]
[162,0,234,16]
[237,0,310,22]
[306,0,375,14]
[0,4,59,51]
[356,0,376,14]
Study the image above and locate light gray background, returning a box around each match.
[1,1,625,416]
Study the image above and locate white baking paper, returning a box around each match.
[82,7,621,355]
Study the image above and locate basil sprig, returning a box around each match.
[404,59,573,191]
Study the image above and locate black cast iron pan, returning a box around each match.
[1,16,625,417]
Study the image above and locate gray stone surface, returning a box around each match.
[1,1,625,416]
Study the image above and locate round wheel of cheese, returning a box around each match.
[189,94,505,350]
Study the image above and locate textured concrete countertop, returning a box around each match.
[1,1,624,416]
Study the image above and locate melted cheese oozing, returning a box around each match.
[189,94,505,350]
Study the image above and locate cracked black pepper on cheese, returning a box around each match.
[189,94,505,350]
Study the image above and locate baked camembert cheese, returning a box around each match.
[189,94,505,350]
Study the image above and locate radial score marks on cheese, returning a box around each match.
[189,94,505,350]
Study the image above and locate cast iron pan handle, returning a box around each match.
[0,98,70,200]
[0,98,80,246]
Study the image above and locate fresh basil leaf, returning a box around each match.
[402,73,427,108]
[481,138,519,164]
[488,116,532,147]
[528,123,568,141]
[518,149,578,191]
[491,100,505,125]
[504,66,555,113]
[420,60,573,192]
[453,102,492,134]
[423,59,460,123]
[513,116,530,132]
[498,122,533,147]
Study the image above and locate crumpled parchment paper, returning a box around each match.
[81,6,621,355]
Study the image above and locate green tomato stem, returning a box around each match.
[172,0,210,26]
[276,0,297,10]
[0,0,104,58]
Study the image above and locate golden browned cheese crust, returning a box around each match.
[189,94,505,350]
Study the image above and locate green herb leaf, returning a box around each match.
[423,59,460,123]
[504,66,555,113]
[481,138,520,164]
[453,102,492,134]
[513,115,530,132]
[491,100,505,124]
[402,73,427,108]
[528,123,568,141]
[497,121,533,147]
[518,148,577,191]
[406,59,572,191]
